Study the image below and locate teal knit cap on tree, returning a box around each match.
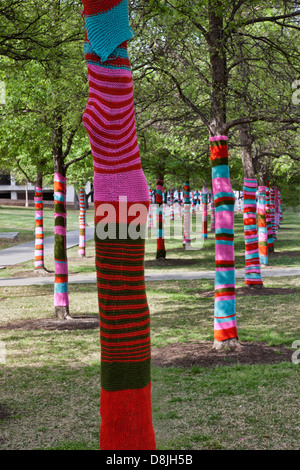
[82,0,135,63]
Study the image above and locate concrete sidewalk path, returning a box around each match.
[0,266,299,287]
[0,226,95,267]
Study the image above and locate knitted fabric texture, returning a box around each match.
[34,186,44,269]
[148,186,153,229]
[266,180,274,251]
[54,173,69,307]
[78,188,86,257]
[257,185,268,266]
[242,178,263,286]
[270,187,277,241]
[210,136,238,342]
[210,189,215,232]
[82,0,155,450]
[156,178,166,259]
[170,188,174,221]
[183,182,191,246]
[82,0,134,64]
[201,187,208,239]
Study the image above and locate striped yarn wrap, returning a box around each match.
[210,189,215,232]
[210,136,238,342]
[34,186,44,269]
[279,190,283,224]
[148,186,153,228]
[257,186,268,266]
[275,187,280,229]
[78,188,86,257]
[266,181,274,251]
[156,179,166,259]
[183,182,191,246]
[170,188,174,221]
[191,191,195,214]
[201,187,208,239]
[243,178,263,286]
[270,187,277,240]
[54,173,69,307]
[82,1,155,449]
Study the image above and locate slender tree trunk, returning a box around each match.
[183,180,191,248]
[266,179,275,254]
[78,187,86,257]
[257,184,268,266]
[25,181,29,207]
[201,186,208,239]
[239,124,263,287]
[177,188,182,217]
[210,188,215,232]
[170,187,174,221]
[270,187,277,241]
[34,172,45,270]
[156,177,166,259]
[54,170,70,319]
[148,185,153,228]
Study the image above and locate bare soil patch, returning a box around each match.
[0,315,99,331]
[0,404,11,420]
[145,258,200,267]
[151,341,293,368]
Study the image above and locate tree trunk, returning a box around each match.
[208,1,238,347]
[54,170,70,319]
[257,184,268,266]
[210,188,215,232]
[78,187,86,257]
[170,187,174,221]
[177,188,182,217]
[148,185,153,228]
[156,176,166,259]
[34,172,45,270]
[201,186,208,239]
[183,180,191,248]
[266,179,275,254]
[239,124,263,287]
[81,1,156,449]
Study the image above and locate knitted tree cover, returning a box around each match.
[243,178,263,286]
[34,186,44,269]
[257,186,268,266]
[270,187,277,241]
[201,187,208,239]
[54,173,69,309]
[210,189,215,232]
[82,0,156,450]
[209,136,238,342]
[78,188,86,257]
[275,187,280,230]
[196,191,200,211]
[148,186,153,229]
[156,178,166,259]
[279,190,283,224]
[183,182,191,247]
[266,180,274,252]
[170,188,174,221]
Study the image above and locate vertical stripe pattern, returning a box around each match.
[210,136,238,342]
[201,187,208,239]
[156,178,166,259]
[78,188,86,257]
[54,173,69,307]
[183,182,191,246]
[34,186,44,269]
[243,178,263,286]
[257,185,268,266]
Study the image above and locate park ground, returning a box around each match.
[0,206,299,450]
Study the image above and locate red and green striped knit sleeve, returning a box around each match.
[81,0,156,450]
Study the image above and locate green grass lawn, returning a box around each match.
[0,276,299,450]
[0,205,299,450]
